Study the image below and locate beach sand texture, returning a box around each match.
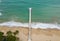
[0,26,60,41]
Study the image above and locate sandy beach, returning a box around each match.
[0,26,60,41]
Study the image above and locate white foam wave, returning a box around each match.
[0,12,2,16]
[0,21,60,29]
[0,21,28,27]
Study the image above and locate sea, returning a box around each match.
[0,0,60,29]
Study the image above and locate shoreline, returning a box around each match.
[0,21,60,29]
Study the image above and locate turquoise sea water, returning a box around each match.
[0,0,60,23]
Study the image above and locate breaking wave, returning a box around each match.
[0,21,60,29]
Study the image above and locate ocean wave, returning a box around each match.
[0,21,60,29]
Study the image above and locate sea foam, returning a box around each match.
[0,21,60,29]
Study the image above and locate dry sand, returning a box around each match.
[0,26,60,41]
